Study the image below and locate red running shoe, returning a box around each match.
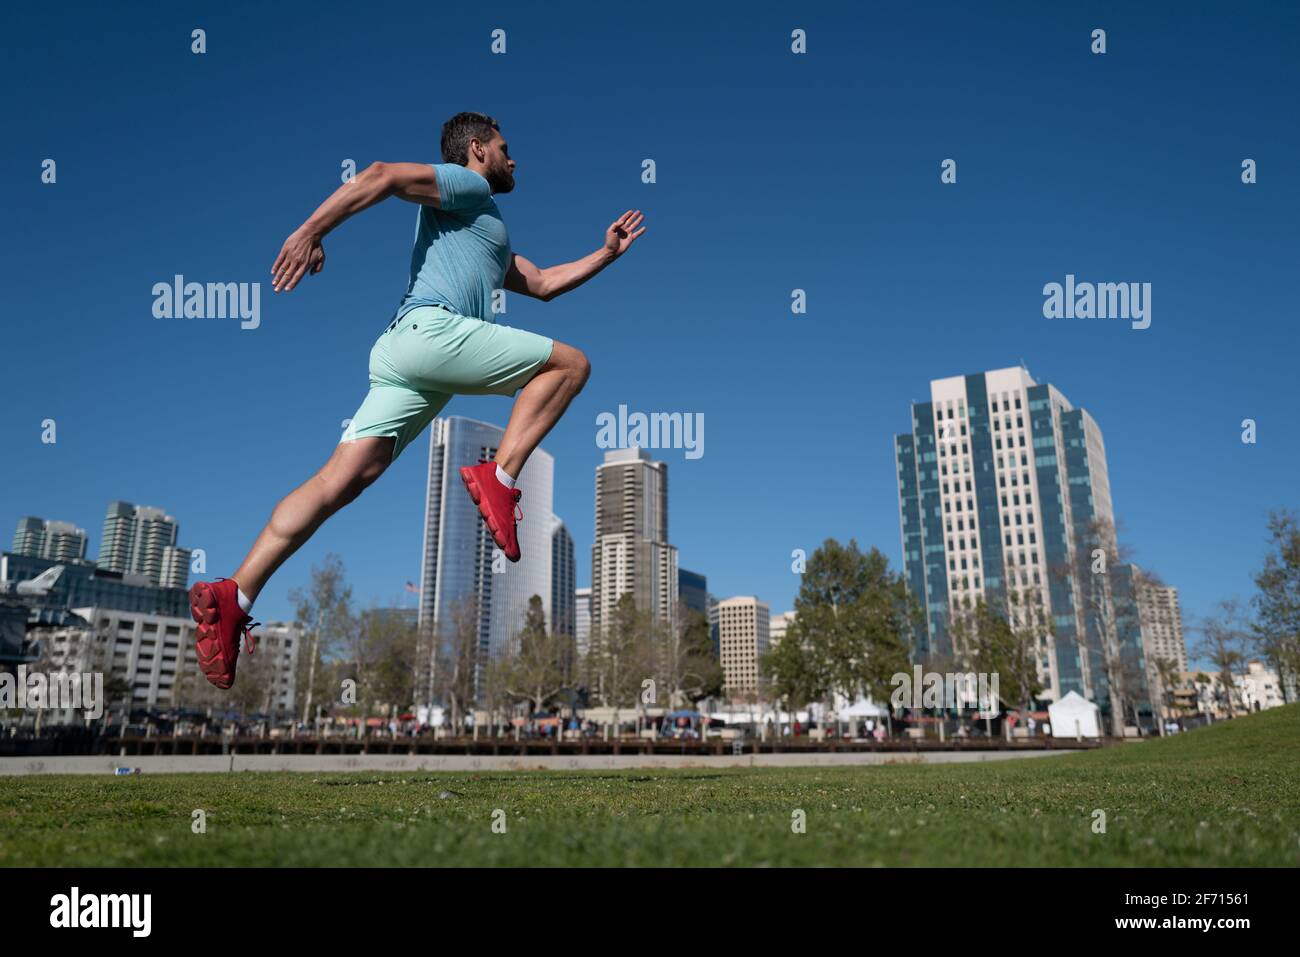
[189,578,257,690]
[459,461,523,562]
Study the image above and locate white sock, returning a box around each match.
[495,464,516,489]
[236,587,254,614]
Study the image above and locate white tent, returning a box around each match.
[835,697,890,718]
[1047,691,1103,738]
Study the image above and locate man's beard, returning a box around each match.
[487,167,514,193]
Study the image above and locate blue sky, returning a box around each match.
[3,1,1297,660]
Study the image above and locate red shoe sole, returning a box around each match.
[460,467,520,561]
[189,582,233,690]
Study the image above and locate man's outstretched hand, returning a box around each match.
[604,210,646,258]
[271,229,326,292]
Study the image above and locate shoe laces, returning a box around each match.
[214,578,258,655]
[512,488,523,522]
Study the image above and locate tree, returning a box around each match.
[1152,655,1182,721]
[949,590,1046,720]
[1252,509,1300,703]
[290,554,353,726]
[434,595,481,734]
[1049,517,1154,736]
[762,618,831,716]
[499,596,572,715]
[764,539,917,724]
[226,643,275,720]
[662,601,724,707]
[351,608,419,720]
[1195,599,1250,715]
[588,593,657,713]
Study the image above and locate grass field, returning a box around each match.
[2,704,1297,867]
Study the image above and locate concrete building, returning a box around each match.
[574,587,592,659]
[250,621,303,718]
[1135,578,1187,672]
[60,607,198,711]
[98,502,190,589]
[30,609,299,722]
[718,596,770,699]
[11,517,88,563]
[591,448,678,635]
[1236,660,1287,712]
[769,610,796,647]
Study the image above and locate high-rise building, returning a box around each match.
[98,502,187,588]
[591,448,678,636]
[706,592,720,656]
[551,520,576,637]
[1134,576,1187,672]
[574,587,592,659]
[11,517,88,563]
[895,366,1124,709]
[417,417,557,698]
[678,568,708,617]
[718,596,769,699]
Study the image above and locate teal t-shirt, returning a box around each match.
[394,163,510,323]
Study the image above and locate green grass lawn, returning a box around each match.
[2,704,1297,867]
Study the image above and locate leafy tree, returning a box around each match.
[1252,509,1300,703]
[949,590,1045,719]
[764,539,917,720]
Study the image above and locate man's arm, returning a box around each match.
[504,209,646,302]
[271,162,445,292]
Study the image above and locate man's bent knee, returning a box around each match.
[549,341,591,391]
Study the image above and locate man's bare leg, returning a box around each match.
[493,340,591,478]
[231,435,395,602]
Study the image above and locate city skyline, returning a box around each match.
[0,372,1239,678]
[4,2,1297,669]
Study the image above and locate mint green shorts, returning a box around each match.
[345,305,553,461]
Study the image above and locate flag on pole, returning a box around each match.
[404,581,419,594]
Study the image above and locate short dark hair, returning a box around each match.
[441,112,500,165]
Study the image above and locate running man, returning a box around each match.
[189,112,646,689]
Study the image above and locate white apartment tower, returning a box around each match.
[718,596,770,699]
[591,447,678,636]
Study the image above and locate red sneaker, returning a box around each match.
[459,462,523,562]
[188,578,258,690]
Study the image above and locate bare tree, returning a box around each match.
[1195,599,1250,716]
[499,595,572,715]
[434,595,481,735]
[290,554,353,727]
